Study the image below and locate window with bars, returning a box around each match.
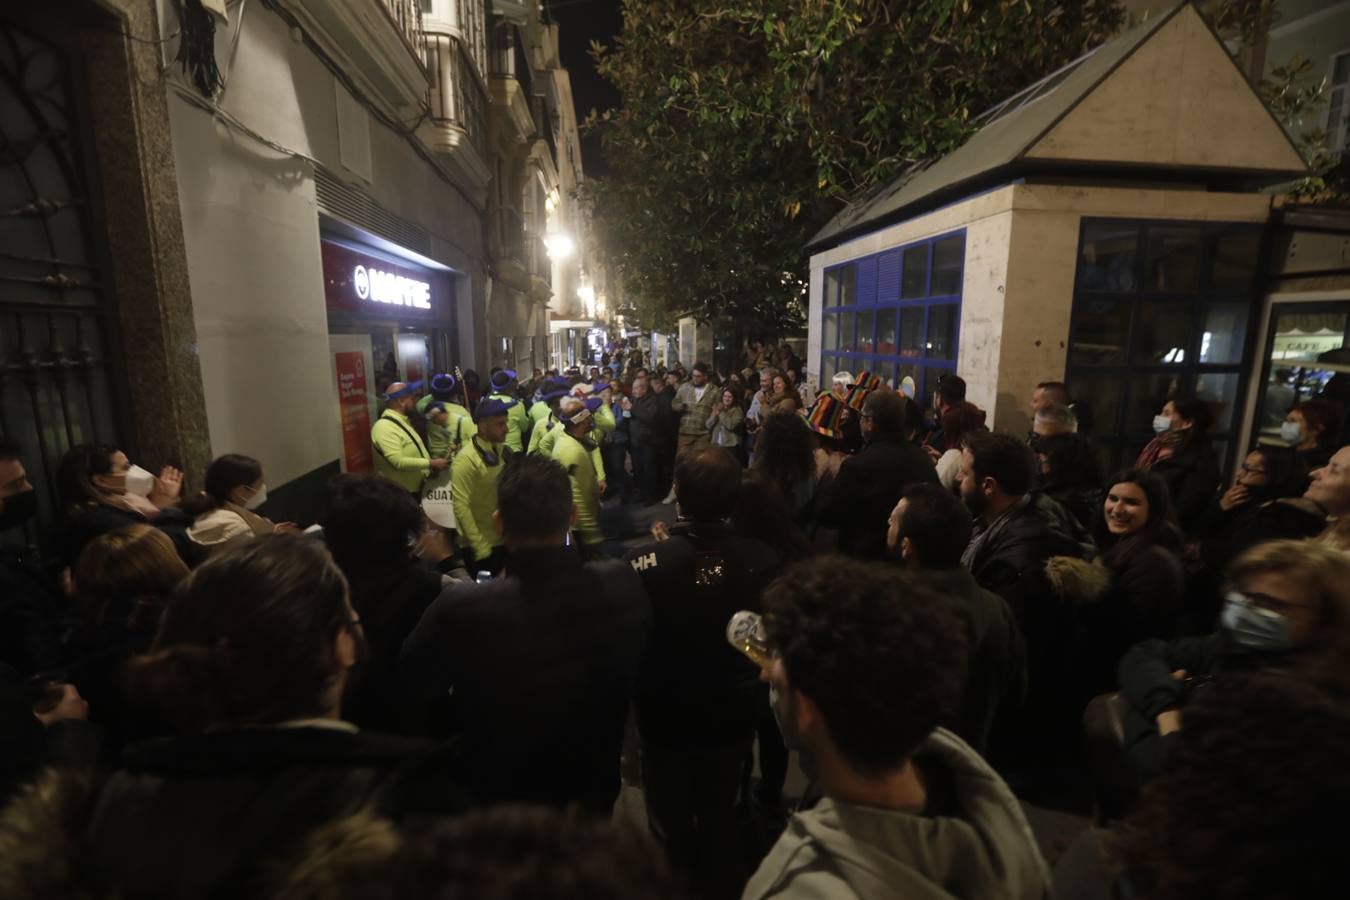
[819,231,965,403]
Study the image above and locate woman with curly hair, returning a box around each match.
[751,410,817,528]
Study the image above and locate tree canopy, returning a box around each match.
[586,0,1125,333]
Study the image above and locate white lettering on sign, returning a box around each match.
[353,264,431,310]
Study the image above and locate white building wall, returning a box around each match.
[160,2,486,487]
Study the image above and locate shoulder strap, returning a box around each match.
[382,411,427,456]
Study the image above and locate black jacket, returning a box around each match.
[631,392,674,450]
[72,726,460,899]
[626,523,781,749]
[914,568,1027,755]
[341,562,448,737]
[1036,482,1102,535]
[60,503,193,568]
[1071,543,1184,701]
[817,436,938,560]
[1149,438,1220,534]
[401,547,652,814]
[1199,498,1326,579]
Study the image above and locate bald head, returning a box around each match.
[384,382,416,415]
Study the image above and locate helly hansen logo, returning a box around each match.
[631,553,658,572]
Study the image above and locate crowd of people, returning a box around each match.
[1,337,1348,899]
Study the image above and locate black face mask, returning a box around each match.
[0,489,37,530]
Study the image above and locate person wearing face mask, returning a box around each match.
[372,381,446,496]
[1057,470,1184,706]
[1134,396,1220,535]
[183,454,296,558]
[57,444,189,568]
[1281,398,1342,475]
[1116,539,1350,789]
[1196,445,1350,589]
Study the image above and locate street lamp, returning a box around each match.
[544,233,575,260]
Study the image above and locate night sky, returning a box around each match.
[546,0,624,177]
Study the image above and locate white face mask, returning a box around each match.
[125,464,156,497]
[1152,415,1173,435]
[244,483,268,511]
[1280,421,1303,444]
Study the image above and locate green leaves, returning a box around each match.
[587,0,1126,333]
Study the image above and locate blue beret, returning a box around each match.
[475,396,519,421]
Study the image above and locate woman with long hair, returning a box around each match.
[1067,469,1185,700]
[1134,396,1220,534]
[751,411,817,527]
[57,444,189,567]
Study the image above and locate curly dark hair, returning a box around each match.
[321,473,422,574]
[1113,670,1350,900]
[752,410,816,498]
[763,555,968,773]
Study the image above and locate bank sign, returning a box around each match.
[320,238,445,318]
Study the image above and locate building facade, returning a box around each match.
[0,0,588,532]
[806,3,1310,473]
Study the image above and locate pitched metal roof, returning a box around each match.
[808,2,1301,252]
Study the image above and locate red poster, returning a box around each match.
[335,351,374,473]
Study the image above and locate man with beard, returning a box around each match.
[372,381,445,495]
[887,483,1026,756]
[745,556,1051,900]
[958,432,1091,773]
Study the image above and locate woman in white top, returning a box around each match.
[185,454,293,556]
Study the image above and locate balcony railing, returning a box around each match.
[377,0,424,57]
[490,23,533,99]
[531,94,557,166]
[424,32,489,160]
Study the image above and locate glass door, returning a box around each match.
[1251,301,1350,447]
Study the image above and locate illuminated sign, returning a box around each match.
[352,264,431,309]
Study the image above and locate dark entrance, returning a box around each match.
[0,10,133,538]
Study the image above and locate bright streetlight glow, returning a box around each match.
[544,233,575,260]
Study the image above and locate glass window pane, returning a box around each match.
[839,264,857,306]
[1134,301,1193,365]
[1146,227,1203,292]
[875,361,895,390]
[823,313,838,352]
[876,309,898,355]
[1070,297,1130,365]
[931,235,963,296]
[926,304,958,360]
[901,245,928,298]
[1334,53,1349,85]
[1079,223,1137,292]
[839,311,856,352]
[856,310,875,354]
[823,269,840,306]
[899,307,925,357]
[1195,372,1242,435]
[1198,302,1249,364]
[896,363,920,399]
[1127,373,1185,436]
[1210,231,1260,289]
[820,355,837,384]
[1067,372,1124,438]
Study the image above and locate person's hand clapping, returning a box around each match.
[150,466,184,508]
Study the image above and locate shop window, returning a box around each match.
[820,229,964,394]
[1251,302,1350,441]
[1066,219,1262,472]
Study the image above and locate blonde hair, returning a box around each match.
[76,524,189,608]
[1228,539,1350,636]
[1316,517,1350,552]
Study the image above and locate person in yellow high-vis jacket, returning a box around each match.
[450,395,517,574]
[487,369,530,453]
[372,381,446,494]
[551,395,604,552]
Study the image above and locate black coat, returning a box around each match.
[915,568,1027,756]
[817,436,938,560]
[1199,498,1326,578]
[1037,482,1102,535]
[1149,438,1220,534]
[94,728,459,897]
[401,547,652,814]
[630,393,673,450]
[626,523,781,749]
[60,503,193,568]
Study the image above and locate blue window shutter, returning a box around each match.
[856,255,879,306]
[877,251,900,305]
